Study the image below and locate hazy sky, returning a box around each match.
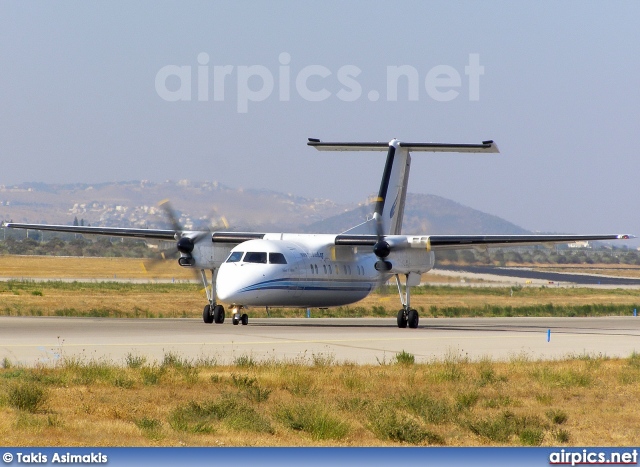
[2,1,640,237]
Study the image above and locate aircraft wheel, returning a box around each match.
[407,309,419,329]
[241,314,249,326]
[203,305,214,324]
[232,317,239,325]
[397,309,407,328]
[213,305,225,324]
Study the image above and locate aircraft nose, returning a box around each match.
[216,264,241,303]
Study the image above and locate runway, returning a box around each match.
[2,316,639,366]
[436,265,640,286]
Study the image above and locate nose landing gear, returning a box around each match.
[231,308,249,326]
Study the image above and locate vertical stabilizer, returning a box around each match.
[374,140,411,235]
[307,138,499,236]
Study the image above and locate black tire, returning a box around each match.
[241,313,248,326]
[407,309,419,329]
[397,309,407,328]
[213,305,225,324]
[232,317,239,325]
[203,305,213,324]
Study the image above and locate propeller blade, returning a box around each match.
[143,246,179,273]
[158,199,182,235]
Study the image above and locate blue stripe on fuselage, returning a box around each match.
[237,277,373,294]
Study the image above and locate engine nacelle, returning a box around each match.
[181,242,234,269]
[377,235,435,275]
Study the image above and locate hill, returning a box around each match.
[304,193,529,235]
[0,181,529,235]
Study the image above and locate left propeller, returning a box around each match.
[144,200,227,270]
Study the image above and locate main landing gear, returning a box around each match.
[200,268,227,325]
[203,304,225,324]
[394,273,420,329]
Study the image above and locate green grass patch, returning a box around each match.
[114,374,135,389]
[135,417,163,440]
[465,411,547,445]
[546,409,568,425]
[401,392,453,424]
[395,350,415,365]
[455,391,480,411]
[125,353,147,369]
[8,381,48,413]
[531,367,592,388]
[140,365,166,386]
[231,373,271,402]
[234,354,257,368]
[628,351,640,370]
[367,404,444,445]
[61,357,118,385]
[275,402,348,440]
[170,395,273,435]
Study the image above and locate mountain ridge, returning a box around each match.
[0,180,529,235]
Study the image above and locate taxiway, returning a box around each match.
[1,316,639,366]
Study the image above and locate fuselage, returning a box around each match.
[216,237,383,308]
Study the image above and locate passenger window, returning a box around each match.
[328,265,332,274]
[244,252,267,263]
[310,265,314,274]
[226,251,244,263]
[314,264,319,274]
[323,265,327,274]
[269,252,287,264]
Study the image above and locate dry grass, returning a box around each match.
[0,255,193,280]
[1,353,640,446]
[2,280,639,319]
[1,254,640,319]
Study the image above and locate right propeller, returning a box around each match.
[370,211,394,295]
[372,212,392,272]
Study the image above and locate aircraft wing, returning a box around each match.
[335,233,633,249]
[3,222,177,240]
[3,222,269,245]
[424,234,632,250]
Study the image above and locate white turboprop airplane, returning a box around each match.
[5,138,633,328]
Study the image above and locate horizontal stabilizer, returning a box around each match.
[308,138,499,153]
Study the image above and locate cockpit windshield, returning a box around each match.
[269,252,287,264]
[226,251,288,264]
[226,251,244,263]
[244,252,268,264]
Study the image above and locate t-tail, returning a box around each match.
[307,138,499,235]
